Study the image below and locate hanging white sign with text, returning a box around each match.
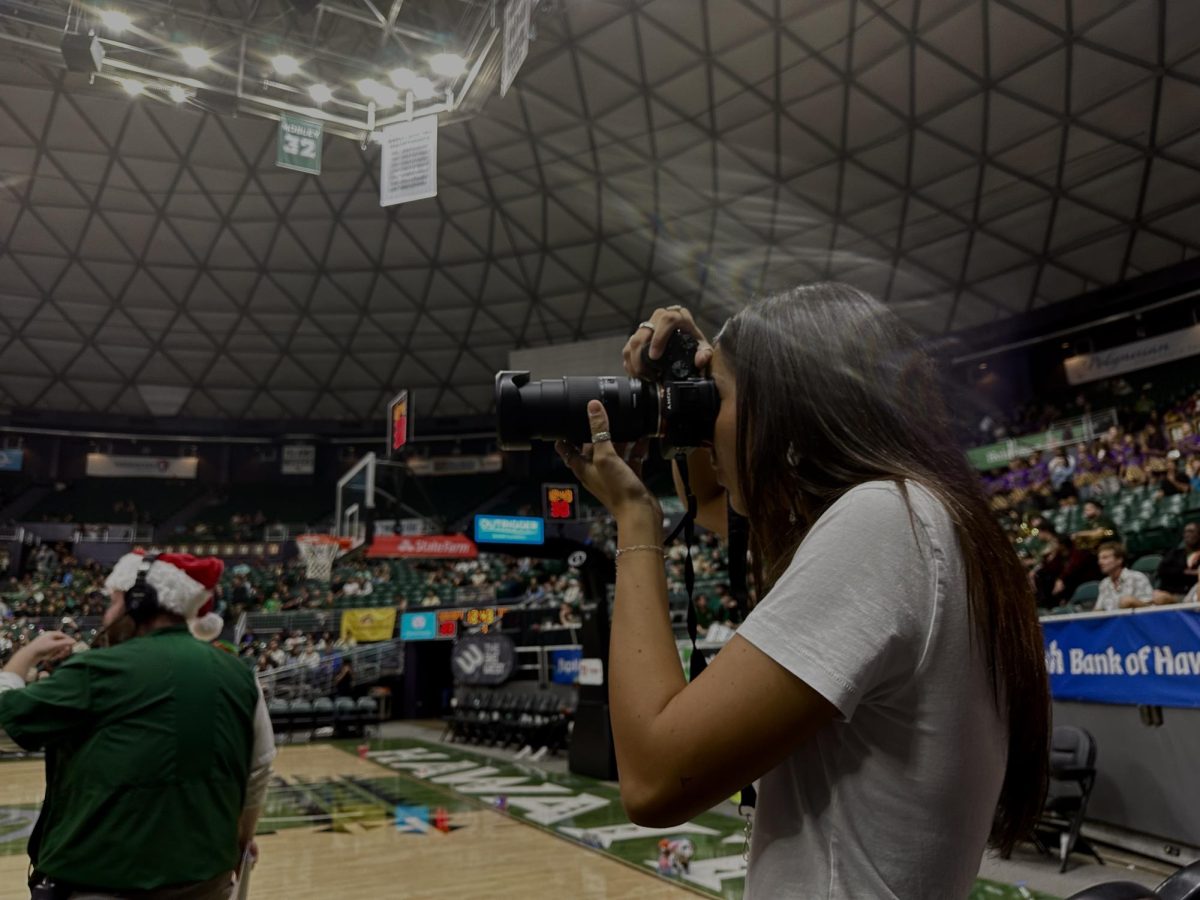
[1064,325,1200,386]
[379,116,438,207]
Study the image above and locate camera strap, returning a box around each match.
[664,456,705,684]
[666,456,757,821]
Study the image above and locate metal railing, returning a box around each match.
[967,408,1120,469]
[255,638,403,701]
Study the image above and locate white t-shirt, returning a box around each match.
[737,481,1006,900]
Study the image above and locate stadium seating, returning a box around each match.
[443,687,574,755]
[23,478,205,525]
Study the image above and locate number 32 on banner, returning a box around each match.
[282,135,317,158]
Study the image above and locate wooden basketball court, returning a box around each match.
[0,745,698,899]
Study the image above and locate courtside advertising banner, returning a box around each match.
[367,535,478,559]
[0,449,23,472]
[1042,607,1200,708]
[549,647,582,684]
[474,515,544,545]
[400,612,438,641]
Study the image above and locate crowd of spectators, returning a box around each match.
[983,384,1200,610]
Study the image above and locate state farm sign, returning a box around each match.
[367,534,478,559]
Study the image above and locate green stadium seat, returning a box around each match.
[1132,554,1162,580]
[1070,581,1100,608]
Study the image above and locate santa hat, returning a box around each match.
[105,552,225,641]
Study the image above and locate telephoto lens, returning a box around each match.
[495,330,719,456]
[494,373,659,450]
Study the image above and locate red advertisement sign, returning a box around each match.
[367,534,478,559]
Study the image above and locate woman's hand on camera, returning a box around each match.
[622,306,714,378]
[556,401,661,529]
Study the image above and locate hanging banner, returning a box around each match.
[1042,607,1200,708]
[367,534,478,559]
[0,449,23,472]
[380,116,438,206]
[85,454,198,479]
[276,113,323,175]
[281,445,316,475]
[451,633,516,685]
[501,0,531,97]
[1064,325,1200,386]
[340,608,397,643]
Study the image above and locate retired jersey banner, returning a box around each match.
[367,534,478,559]
[340,608,397,643]
[1042,607,1200,708]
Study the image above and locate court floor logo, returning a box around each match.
[0,807,38,854]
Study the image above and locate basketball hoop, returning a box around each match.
[296,534,351,582]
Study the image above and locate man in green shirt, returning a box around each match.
[0,553,275,898]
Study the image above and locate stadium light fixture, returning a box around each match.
[120,78,145,96]
[98,10,132,32]
[272,54,301,76]
[167,84,188,103]
[429,53,466,78]
[309,83,333,104]
[356,78,398,108]
[411,76,435,101]
[180,46,210,68]
[388,67,415,89]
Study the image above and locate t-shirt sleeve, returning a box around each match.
[0,656,93,750]
[736,484,940,721]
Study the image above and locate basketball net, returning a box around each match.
[296,535,345,582]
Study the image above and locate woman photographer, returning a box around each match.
[557,284,1049,899]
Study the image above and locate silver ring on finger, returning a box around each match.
[638,321,656,333]
[591,431,612,443]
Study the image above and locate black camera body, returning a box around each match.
[495,330,718,457]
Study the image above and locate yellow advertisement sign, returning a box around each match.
[339,608,397,643]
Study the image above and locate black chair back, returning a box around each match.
[1051,725,1097,771]
[1158,859,1200,900]
[1065,881,1160,899]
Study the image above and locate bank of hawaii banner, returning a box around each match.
[1042,607,1200,707]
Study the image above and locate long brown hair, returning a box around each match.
[718,282,1049,853]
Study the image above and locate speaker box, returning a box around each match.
[401,641,453,719]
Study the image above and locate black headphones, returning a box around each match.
[124,554,160,624]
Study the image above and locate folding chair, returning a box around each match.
[1035,725,1102,872]
[268,698,292,743]
[288,698,314,743]
[313,697,335,735]
[1065,883,1159,899]
[356,696,380,737]
[1158,859,1200,900]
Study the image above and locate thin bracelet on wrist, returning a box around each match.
[615,544,665,560]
